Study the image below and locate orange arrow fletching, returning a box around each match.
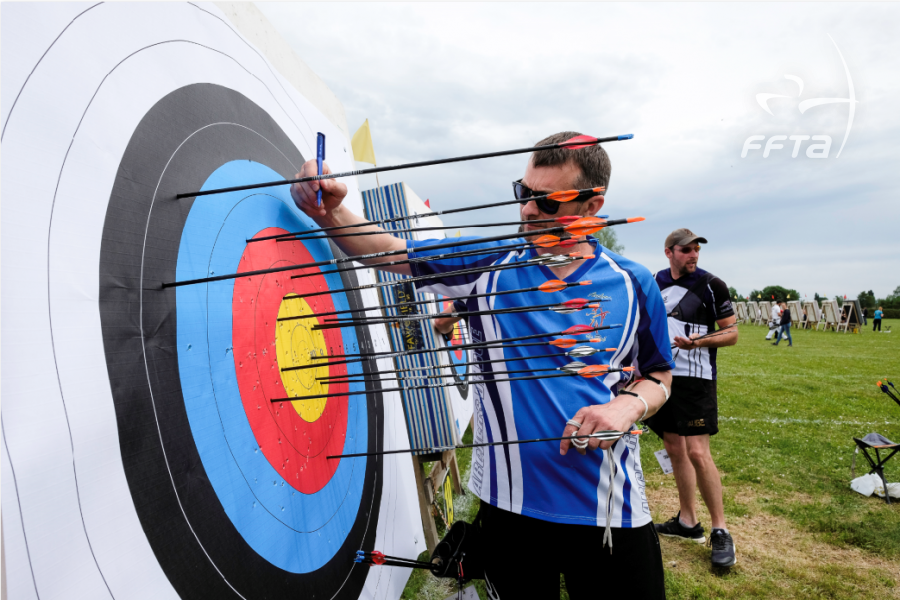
[538,279,568,293]
[564,217,606,236]
[549,338,578,348]
[578,365,611,377]
[533,235,561,248]
[579,280,593,286]
[877,381,882,386]
[626,217,645,223]
[561,135,600,150]
[547,190,581,203]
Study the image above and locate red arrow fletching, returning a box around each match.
[561,135,600,150]
[554,215,581,225]
[562,298,589,307]
[564,324,595,335]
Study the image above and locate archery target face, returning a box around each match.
[1,4,419,600]
[439,299,471,398]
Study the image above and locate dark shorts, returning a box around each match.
[479,501,665,599]
[646,375,718,437]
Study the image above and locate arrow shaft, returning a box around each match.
[279,277,586,322]
[315,300,590,330]
[178,134,631,199]
[162,222,567,288]
[271,371,577,402]
[277,217,562,243]
[283,324,619,372]
[285,239,538,286]
[248,187,605,244]
[323,364,626,384]
[316,351,566,381]
[295,251,584,303]
[329,430,643,459]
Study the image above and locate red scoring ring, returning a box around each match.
[232,228,349,494]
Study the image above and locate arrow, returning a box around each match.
[249,188,605,244]
[313,298,600,331]
[271,364,634,402]
[288,250,593,303]
[282,324,621,373]
[177,133,633,199]
[315,361,632,386]
[330,428,646,460]
[276,215,586,243]
[278,278,591,323]
[670,323,738,349]
[285,237,578,285]
[161,216,642,288]
[316,346,619,383]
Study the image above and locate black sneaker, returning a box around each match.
[655,512,706,544]
[708,528,736,567]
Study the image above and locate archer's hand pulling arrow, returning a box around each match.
[178,133,632,199]
[277,278,590,323]
[270,364,634,402]
[161,216,642,288]
[313,298,600,331]
[316,346,618,383]
[291,250,594,303]
[281,324,621,373]
[328,427,646,460]
[669,323,738,349]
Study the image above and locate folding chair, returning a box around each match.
[851,433,900,504]
[851,380,900,504]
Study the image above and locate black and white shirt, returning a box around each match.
[654,268,734,380]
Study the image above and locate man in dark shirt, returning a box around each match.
[647,228,739,568]
[772,301,793,346]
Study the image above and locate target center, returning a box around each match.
[275,296,329,422]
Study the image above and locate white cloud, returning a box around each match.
[259,2,900,298]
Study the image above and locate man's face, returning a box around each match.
[664,243,700,277]
[518,160,604,240]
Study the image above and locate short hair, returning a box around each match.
[531,131,612,191]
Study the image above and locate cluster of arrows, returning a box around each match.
[877,379,899,408]
[170,133,646,461]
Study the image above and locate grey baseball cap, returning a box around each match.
[665,228,708,248]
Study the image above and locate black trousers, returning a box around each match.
[479,501,666,599]
[874,318,882,331]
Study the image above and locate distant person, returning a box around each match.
[874,306,884,332]
[772,301,793,347]
[765,302,783,341]
[862,307,869,326]
[648,228,738,568]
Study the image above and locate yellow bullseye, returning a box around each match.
[275,296,329,422]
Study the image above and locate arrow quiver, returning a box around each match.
[429,518,485,583]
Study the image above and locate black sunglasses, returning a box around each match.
[512,180,564,214]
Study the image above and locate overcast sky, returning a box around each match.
[259,2,900,300]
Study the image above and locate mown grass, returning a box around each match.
[403,319,900,599]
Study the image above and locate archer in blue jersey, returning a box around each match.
[290,131,673,599]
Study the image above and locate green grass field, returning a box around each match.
[403,320,900,599]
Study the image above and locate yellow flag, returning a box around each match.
[351,119,377,165]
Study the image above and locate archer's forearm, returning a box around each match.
[313,205,411,274]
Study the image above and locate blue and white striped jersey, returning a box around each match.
[408,237,674,528]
